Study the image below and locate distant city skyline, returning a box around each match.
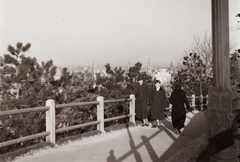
[56,60,172,72]
[0,0,239,68]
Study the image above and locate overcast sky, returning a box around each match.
[0,0,239,68]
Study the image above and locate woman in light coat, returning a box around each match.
[150,80,168,128]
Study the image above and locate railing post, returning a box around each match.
[200,94,203,111]
[206,95,208,107]
[192,94,195,110]
[169,103,172,112]
[97,96,105,133]
[46,99,56,145]
[129,94,135,124]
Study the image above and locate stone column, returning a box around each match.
[204,0,238,161]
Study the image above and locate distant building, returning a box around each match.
[154,69,171,83]
[95,66,107,77]
[168,62,178,79]
[151,62,178,84]
[150,63,179,96]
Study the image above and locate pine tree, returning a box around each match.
[172,53,213,96]
[54,67,98,133]
[0,43,60,149]
[230,51,240,100]
[96,63,127,99]
[125,62,153,94]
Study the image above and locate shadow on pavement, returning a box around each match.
[107,150,117,162]
[106,111,209,162]
[113,122,163,162]
[158,111,207,161]
[197,122,240,161]
[141,136,159,161]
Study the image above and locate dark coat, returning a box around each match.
[135,83,149,119]
[150,87,168,120]
[169,89,190,129]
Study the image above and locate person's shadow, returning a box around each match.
[107,150,117,162]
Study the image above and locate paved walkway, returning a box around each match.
[14,110,208,162]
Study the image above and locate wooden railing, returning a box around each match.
[0,93,207,149]
[0,95,136,148]
[167,94,208,111]
[188,94,208,111]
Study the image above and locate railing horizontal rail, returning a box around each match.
[104,114,132,122]
[0,131,50,148]
[194,97,207,99]
[55,101,100,109]
[0,106,49,117]
[0,93,209,152]
[0,95,136,149]
[186,96,207,99]
[56,121,101,133]
[104,98,131,103]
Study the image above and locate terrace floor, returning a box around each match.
[13,110,239,162]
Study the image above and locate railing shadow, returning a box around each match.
[161,119,178,141]
[126,122,143,162]
[141,136,159,161]
[160,110,240,161]
[109,123,162,162]
[106,116,178,161]
[158,111,207,161]
[114,123,146,162]
[106,111,212,162]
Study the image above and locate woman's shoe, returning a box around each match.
[141,123,145,126]
[178,129,182,134]
[160,123,165,127]
[173,129,179,135]
[151,125,156,128]
[145,123,149,126]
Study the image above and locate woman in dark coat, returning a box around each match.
[169,84,190,134]
[150,80,168,128]
[135,77,149,126]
